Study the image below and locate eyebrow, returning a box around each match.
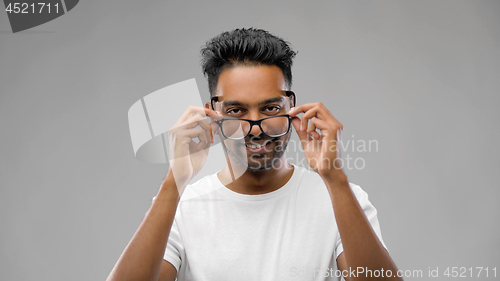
[221,96,285,107]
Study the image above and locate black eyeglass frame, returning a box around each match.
[214,114,293,140]
[210,91,296,140]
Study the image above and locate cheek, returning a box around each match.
[224,139,245,150]
[272,136,289,151]
[277,133,291,145]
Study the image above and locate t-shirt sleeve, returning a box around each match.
[334,183,388,259]
[163,219,183,272]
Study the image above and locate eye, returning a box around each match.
[226,108,244,116]
[263,105,281,114]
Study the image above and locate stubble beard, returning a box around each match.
[224,133,291,172]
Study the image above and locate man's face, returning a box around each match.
[213,65,292,171]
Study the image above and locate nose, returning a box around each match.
[248,123,263,138]
[246,112,263,138]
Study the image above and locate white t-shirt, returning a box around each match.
[163,165,387,281]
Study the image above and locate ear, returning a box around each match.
[287,91,296,108]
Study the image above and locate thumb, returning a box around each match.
[291,117,309,143]
[209,121,220,142]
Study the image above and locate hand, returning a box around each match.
[288,102,345,181]
[167,106,221,192]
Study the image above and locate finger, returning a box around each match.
[177,106,222,125]
[196,129,209,151]
[300,107,321,133]
[190,139,209,158]
[303,107,338,132]
[291,116,309,143]
[290,105,320,132]
[176,127,205,141]
[183,114,220,144]
[178,113,210,131]
[177,106,203,124]
[209,121,220,140]
[203,122,214,147]
[309,118,333,154]
[309,116,329,130]
[300,106,317,132]
[309,118,343,144]
[204,108,223,122]
[176,113,221,143]
[195,116,212,133]
[306,118,322,140]
[173,113,205,132]
[290,103,339,125]
[289,103,327,117]
[174,126,210,154]
[288,103,317,117]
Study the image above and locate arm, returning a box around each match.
[326,174,402,281]
[289,103,403,281]
[107,106,220,281]
[158,260,178,281]
[107,173,179,281]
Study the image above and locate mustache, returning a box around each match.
[244,137,285,145]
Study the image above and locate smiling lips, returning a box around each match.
[245,140,273,153]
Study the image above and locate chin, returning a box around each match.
[247,152,284,172]
[246,159,275,172]
[246,165,271,172]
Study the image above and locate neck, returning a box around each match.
[217,156,294,195]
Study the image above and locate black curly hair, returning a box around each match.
[201,28,298,96]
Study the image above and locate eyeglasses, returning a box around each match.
[215,114,292,140]
[210,91,296,140]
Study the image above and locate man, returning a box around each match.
[108,28,403,281]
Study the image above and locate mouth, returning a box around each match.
[245,140,273,153]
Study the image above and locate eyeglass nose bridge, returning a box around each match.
[216,118,268,139]
[229,115,292,139]
[245,119,266,137]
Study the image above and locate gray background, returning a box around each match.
[1,0,499,280]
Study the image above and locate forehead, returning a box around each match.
[215,65,287,104]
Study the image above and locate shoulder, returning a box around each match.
[293,165,363,190]
[179,173,221,202]
[152,173,221,203]
[293,165,370,202]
